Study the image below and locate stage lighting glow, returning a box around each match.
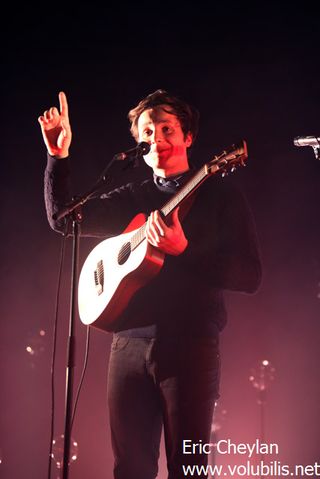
[51,434,78,469]
[249,359,276,393]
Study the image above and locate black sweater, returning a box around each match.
[44,155,262,338]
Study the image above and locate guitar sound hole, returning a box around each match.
[118,242,131,265]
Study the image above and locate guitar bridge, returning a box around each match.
[94,260,104,295]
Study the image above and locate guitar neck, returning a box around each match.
[160,165,209,218]
[130,164,210,251]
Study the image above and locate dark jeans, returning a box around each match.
[107,335,220,479]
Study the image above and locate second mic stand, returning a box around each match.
[53,153,137,479]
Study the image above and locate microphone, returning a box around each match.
[113,141,150,161]
[293,136,320,148]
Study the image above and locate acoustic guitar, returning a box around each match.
[78,140,248,332]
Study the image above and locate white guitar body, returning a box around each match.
[78,213,164,331]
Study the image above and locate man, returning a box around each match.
[39,90,262,479]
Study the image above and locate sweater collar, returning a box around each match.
[153,170,193,193]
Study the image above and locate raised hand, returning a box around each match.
[38,91,72,158]
[146,207,188,256]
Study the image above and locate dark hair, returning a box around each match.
[128,89,199,144]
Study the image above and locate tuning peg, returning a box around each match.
[231,166,236,173]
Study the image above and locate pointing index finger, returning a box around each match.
[59,91,69,118]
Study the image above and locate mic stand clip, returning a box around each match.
[312,146,320,160]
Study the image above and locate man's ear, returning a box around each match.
[186,132,193,147]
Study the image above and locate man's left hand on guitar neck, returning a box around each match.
[146,207,188,256]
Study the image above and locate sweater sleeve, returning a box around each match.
[172,178,262,294]
[44,155,72,233]
[211,182,262,293]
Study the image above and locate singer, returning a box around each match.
[38,90,262,479]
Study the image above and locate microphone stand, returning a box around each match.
[53,153,137,479]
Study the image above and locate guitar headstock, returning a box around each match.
[206,140,248,176]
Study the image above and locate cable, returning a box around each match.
[71,325,91,431]
[47,229,67,479]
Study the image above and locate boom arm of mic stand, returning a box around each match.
[53,163,116,222]
[53,153,136,222]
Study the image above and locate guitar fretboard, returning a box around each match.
[130,164,209,252]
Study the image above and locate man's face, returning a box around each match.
[137,105,192,177]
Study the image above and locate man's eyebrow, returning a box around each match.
[140,119,177,128]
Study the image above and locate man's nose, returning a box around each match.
[152,129,163,143]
